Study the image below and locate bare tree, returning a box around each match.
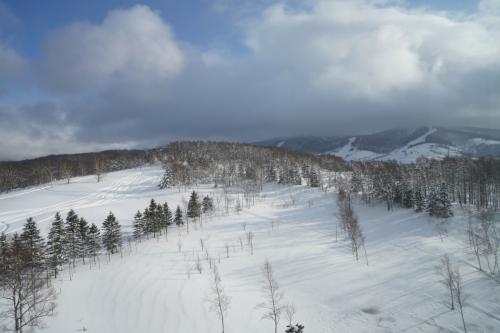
[207,266,230,333]
[177,239,183,253]
[284,303,296,326]
[195,255,203,274]
[440,254,455,310]
[225,243,230,258]
[257,259,284,333]
[454,268,467,333]
[246,232,255,255]
[0,243,56,333]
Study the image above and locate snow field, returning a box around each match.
[0,165,499,332]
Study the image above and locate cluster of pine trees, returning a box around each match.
[0,210,122,332]
[133,192,215,240]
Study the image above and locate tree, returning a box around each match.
[202,196,214,214]
[187,191,201,220]
[285,324,304,333]
[20,218,45,270]
[87,224,101,262]
[132,211,144,241]
[158,164,174,189]
[0,234,56,333]
[46,213,65,277]
[440,254,455,310]
[308,168,320,187]
[174,205,184,226]
[207,266,230,333]
[258,259,284,333]
[77,218,89,264]
[102,212,122,255]
[64,209,80,267]
[426,183,453,218]
[414,188,425,212]
[163,203,173,231]
[454,268,467,333]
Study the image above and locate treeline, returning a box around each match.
[348,157,500,215]
[0,141,346,194]
[158,141,344,190]
[0,210,122,332]
[0,149,154,192]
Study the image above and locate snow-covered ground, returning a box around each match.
[1,165,499,332]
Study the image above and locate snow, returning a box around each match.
[330,129,462,163]
[1,165,499,332]
[331,137,384,161]
[277,141,285,147]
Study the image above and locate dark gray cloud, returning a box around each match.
[1,1,500,160]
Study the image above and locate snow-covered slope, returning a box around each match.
[256,126,500,163]
[1,166,499,332]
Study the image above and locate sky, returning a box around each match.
[0,0,499,160]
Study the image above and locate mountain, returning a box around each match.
[255,126,500,162]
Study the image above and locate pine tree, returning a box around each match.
[187,191,201,219]
[87,223,101,261]
[64,209,80,267]
[78,217,89,264]
[266,165,277,183]
[20,217,45,269]
[202,196,214,214]
[414,188,425,212]
[0,232,9,276]
[309,168,320,187]
[47,212,65,277]
[154,204,164,235]
[132,211,144,240]
[162,203,173,234]
[102,212,122,255]
[426,183,453,218]
[174,205,184,226]
[285,324,304,333]
[158,164,174,189]
[145,199,158,237]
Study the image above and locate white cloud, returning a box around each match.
[43,5,184,92]
[244,1,500,97]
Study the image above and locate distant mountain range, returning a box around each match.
[254,127,500,163]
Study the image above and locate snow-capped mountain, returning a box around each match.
[255,126,500,162]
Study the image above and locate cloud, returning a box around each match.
[42,4,184,93]
[2,1,500,159]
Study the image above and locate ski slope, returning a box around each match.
[1,165,499,333]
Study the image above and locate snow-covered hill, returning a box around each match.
[0,166,499,332]
[256,126,500,162]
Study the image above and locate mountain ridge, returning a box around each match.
[254,126,500,162]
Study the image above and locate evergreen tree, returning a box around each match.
[202,196,214,214]
[414,188,425,212]
[0,232,9,276]
[187,191,201,219]
[266,165,277,183]
[20,217,45,269]
[102,212,122,255]
[174,205,184,226]
[162,203,173,234]
[154,204,164,235]
[145,199,158,237]
[64,209,80,267]
[285,324,304,333]
[87,223,101,261]
[158,164,174,189]
[47,212,65,276]
[78,217,89,264]
[426,183,453,218]
[132,211,144,240]
[309,168,320,187]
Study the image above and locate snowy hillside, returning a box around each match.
[1,165,499,332]
[257,126,500,163]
